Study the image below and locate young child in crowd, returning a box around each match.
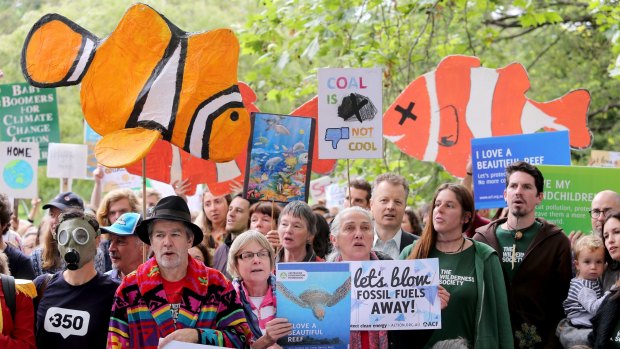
[563,235,609,330]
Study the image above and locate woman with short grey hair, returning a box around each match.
[276,201,322,262]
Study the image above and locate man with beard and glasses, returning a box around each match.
[474,161,572,349]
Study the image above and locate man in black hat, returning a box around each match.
[107,196,252,348]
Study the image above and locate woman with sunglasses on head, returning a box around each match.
[227,231,292,349]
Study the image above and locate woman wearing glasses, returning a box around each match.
[227,231,292,349]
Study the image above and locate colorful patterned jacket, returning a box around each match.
[107,256,252,348]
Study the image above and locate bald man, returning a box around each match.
[590,190,620,236]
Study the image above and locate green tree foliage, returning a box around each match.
[0,0,618,209]
[238,0,620,204]
[0,0,256,210]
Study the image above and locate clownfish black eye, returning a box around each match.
[230,111,239,121]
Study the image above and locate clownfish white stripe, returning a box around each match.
[215,160,241,182]
[466,67,499,138]
[521,100,568,133]
[136,43,182,130]
[423,72,440,161]
[188,91,243,157]
[67,38,95,83]
[170,145,182,184]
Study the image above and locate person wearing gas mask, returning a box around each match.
[34,210,119,349]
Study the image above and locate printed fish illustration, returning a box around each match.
[290,97,337,174]
[21,3,250,168]
[383,55,592,178]
[265,117,291,135]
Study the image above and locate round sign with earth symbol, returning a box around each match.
[3,159,34,189]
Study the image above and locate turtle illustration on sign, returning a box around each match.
[276,278,351,320]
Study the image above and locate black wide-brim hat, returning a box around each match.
[135,195,203,247]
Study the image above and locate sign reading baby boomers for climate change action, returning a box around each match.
[318,68,382,159]
[349,259,441,331]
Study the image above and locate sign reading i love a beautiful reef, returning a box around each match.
[471,131,571,209]
[0,83,59,165]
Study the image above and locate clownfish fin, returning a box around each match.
[95,128,161,168]
[436,55,481,72]
[215,160,242,182]
[22,13,98,87]
[526,89,592,149]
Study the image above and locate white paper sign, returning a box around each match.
[46,143,88,179]
[100,166,143,192]
[0,141,38,199]
[309,176,335,202]
[318,68,383,159]
[349,259,441,330]
[325,183,346,208]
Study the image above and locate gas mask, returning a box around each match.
[56,217,99,270]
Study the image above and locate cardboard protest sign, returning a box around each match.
[325,183,346,208]
[383,55,591,178]
[590,150,620,168]
[100,167,143,192]
[243,113,314,203]
[46,143,88,179]
[471,131,571,209]
[0,83,59,165]
[0,142,38,199]
[536,165,620,233]
[318,68,382,159]
[276,263,350,349]
[309,176,335,203]
[349,259,441,330]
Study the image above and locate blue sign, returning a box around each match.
[471,131,571,209]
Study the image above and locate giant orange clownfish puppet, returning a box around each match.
[383,55,592,178]
[21,3,250,168]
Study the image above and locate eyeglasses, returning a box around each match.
[590,208,613,219]
[237,250,270,261]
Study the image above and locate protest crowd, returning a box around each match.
[1,4,619,349]
[1,159,620,349]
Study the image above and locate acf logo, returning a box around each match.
[44,307,90,338]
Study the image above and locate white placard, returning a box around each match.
[0,141,38,199]
[349,259,441,330]
[325,182,346,209]
[46,143,88,179]
[309,175,335,203]
[100,166,143,192]
[318,68,383,159]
